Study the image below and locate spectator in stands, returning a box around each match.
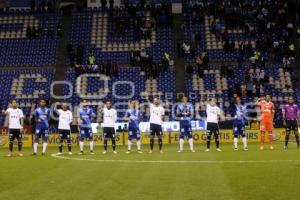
[101,0,107,10]
[66,43,73,54]
[182,42,190,56]
[26,26,32,39]
[47,0,53,13]
[258,70,265,85]
[185,64,193,75]
[254,81,261,98]
[202,52,209,69]
[88,51,96,66]
[30,0,35,12]
[76,45,85,65]
[31,27,37,39]
[162,52,170,70]
[46,28,54,39]
[106,61,112,77]
[112,63,118,77]
[196,55,204,78]
[37,27,43,38]
[40,0,46,13]
[129,50,135,66]
[283,55,292,71]
[109,0,114,10]
[245,80,254,97]
[140,49,148,60]
[57,24,63,37]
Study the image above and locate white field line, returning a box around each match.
[50,154,300,164]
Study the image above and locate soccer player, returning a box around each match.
[148,97,165,154]
[102,100,118,154]
[2,100,24,157]
[32,99,50,155]
[55,102,73,155]
[77,100,96,154]
[124,100,142,154]
[282,96,300,149]
[256,94,275,150]
[205,98,223,152]
[231,97,248,151]
[176,96,195,152]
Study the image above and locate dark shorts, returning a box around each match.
[9,129,22,141]
[79,127,93,141]
[35,127,49,139]
[233,120,245,136]
[285,120,298,132]
[58,129,71,140]
[149,123,163,136]
[179,120,193,139]
[103,127,116,139]
[207,122,219,135]
[128,127,141,140]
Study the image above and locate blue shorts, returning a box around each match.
[35,126,49,140]
[233,121,245,136]
[79,127,93,141]
[128,127,141,141]
[179,121,193,139]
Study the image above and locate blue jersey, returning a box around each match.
[176,103,193,122]
[33,107,50,128]
[77,106,95,128]
[126,109,140,130]
[232,104,246,125]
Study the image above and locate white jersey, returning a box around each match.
[6,108,24,129]
[206,104,221,123]
[103,108,117,128]
[149,103,165,125]
[57,109,73,130]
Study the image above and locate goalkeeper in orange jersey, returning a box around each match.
[256,94,275,150]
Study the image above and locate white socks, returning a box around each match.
[34,142,47,153]
[79,141,84,151]
[128,140,141,151]
[42,142,47,153]
[89,141,94,151]
[179,138,184,151]
[179,138,194,151]
[137,140,141,151]
[188,138,194,150]
[34,142,38,153]
[128,140,132,151]
[233,137,247,149]
[242,137,247,148]
[234,137,238,148]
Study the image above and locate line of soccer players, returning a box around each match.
[2,94,299,156]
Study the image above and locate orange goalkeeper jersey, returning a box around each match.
[257,100,275,121]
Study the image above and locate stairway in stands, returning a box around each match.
[172,14,186,96]
[52,13,72,102]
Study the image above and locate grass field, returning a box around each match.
[0,143,300,200]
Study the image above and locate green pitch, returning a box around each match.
[0,143,300,200]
